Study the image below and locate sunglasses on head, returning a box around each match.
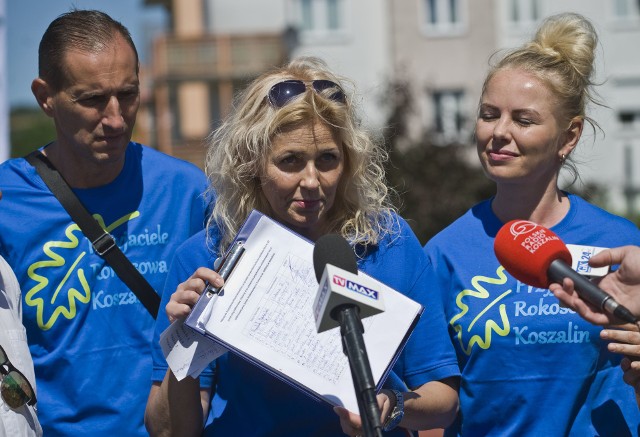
[0,344,36,409]
[267,79,347,108]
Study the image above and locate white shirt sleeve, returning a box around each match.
[0,255,42,437]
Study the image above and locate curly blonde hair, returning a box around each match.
[204,57,396,252]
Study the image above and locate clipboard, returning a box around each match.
[184,210,424,413]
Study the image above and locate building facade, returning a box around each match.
[143,0,640,215]
[391,0,640,215]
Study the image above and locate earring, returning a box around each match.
[560,154,566,164]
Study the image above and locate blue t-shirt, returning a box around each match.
[151,213,451,436]
[0,143,208,436]
[423,194,640,436]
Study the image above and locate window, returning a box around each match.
[432,90,467,143]
[421,0,467,36]
[509,0,540,25]
[619,110,640,130]
[301,0,314,31]
[614,0,640,19]
[609,0,640,29]
[297,0,346,35]
[327,0,340,29]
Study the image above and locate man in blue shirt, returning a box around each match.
[0,10,208,436]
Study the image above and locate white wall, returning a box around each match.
[287,0,393,129]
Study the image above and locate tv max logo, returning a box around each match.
[332,275,379,300]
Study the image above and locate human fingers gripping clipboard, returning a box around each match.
[160,239,246,380]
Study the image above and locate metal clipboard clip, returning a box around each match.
[191,240,245,332]
[204,240,245,297]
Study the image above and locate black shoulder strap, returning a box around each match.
[25,150,160,318]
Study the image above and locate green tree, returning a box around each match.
[10,106,56,157]
[381,80,495,244]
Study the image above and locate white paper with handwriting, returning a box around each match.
[183,214,423,413]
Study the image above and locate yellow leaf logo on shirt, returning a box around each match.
[449,266,512,355]
[25,212,140,330]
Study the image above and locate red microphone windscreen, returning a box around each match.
[494,220,573,288]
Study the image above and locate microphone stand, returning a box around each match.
[334,305,384,437]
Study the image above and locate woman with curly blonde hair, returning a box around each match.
[206,57,395,252]
[145,57,459,436]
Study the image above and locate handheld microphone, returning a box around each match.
[312,236,385,333]
[312,234,384,437]
[494,220,637,324]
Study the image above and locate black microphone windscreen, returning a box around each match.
[312,234,358,282]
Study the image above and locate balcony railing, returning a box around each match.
[153,33,288,81]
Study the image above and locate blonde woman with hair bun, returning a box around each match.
[420,12,640,435]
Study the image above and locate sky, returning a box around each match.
[6,0,167,108]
